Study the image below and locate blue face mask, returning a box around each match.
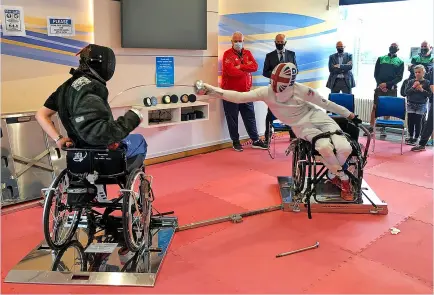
[233,42,243,51]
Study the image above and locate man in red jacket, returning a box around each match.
[221,31,267,152]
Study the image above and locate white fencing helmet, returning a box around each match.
[270,62,298,93]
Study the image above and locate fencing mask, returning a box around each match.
[77,44,116,82]
[270,62,298,93]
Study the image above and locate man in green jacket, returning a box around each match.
[409,41,433,80]
[369,42,404,137]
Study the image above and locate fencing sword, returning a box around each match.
[276,241,319,258]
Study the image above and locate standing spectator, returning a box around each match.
[404,65,432,145]
[411,68,434,151]
[326,41,356,94]
[221,31,267,152]
[262,33,297,145]
[408,41,433,80]
[368,42,404,137]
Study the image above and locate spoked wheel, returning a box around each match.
[122,168,153,252]
[347,155,364,203]
[51,240,87,272]
[43,169,82,250]
[292,143,306,195]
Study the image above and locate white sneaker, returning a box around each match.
[95,185,109,202]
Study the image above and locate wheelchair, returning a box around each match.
[287,116,372,219]
[41,145,153,253]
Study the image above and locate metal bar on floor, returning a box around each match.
[176,204,282,232]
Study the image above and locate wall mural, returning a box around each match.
[0,0,93,67]
[218,10,338,88]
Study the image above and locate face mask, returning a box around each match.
[337,48,344,53]
[389,46,398,54]
[275,43,285,51]
[233,42,243,51]
[421,48,429,55]
[79,44,116,81]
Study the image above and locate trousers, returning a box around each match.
[222,100,259,143]
[331,78,352,94]
[419,103,433,146]
[122,134,148,159]
[292,109,352,175]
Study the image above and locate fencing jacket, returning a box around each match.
[204,82,352,128]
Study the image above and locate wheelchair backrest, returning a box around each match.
[66,148,127,177]
[332,116,359,142]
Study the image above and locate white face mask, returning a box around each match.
[233,42,243,51]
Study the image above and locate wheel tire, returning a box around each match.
[292,144,306,194]
[51,240,87,272]
[122,169,152,252]
[43,169,81,250]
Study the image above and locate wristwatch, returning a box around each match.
[54,135,63,142]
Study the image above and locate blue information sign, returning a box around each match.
[156,56,174,88]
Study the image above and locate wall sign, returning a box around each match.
[2,6,26,36]
[156,56,174,88]
[47,16,75,37]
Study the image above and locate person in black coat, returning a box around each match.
[262,34,297,145]
[326,41,356,94]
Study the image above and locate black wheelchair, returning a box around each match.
[42,145,153,253]
[286,117,372,219]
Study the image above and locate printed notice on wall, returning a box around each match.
[47,16,75,37]
[156,56,175,88]
[2,6,26,36]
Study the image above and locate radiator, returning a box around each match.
[354,97,373,123]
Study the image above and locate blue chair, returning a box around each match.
[327,93,355,117]
[373,96,406,155]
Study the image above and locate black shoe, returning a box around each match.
[408,138,418,146]
[233,142,243,152]
[405,137,414,145]
[380,128,387,138]
[411,145,426,152]
[252,140,268,150]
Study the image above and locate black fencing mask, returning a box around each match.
[77,44,116,82]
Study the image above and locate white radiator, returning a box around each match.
[354,97,373,123]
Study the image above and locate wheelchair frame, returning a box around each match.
[41,147,153,253]
[289,121,372,219]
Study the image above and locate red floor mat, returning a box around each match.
[173,211,353,293]
[366,161,433,189]
[304,255,433,294]
[363,174,433,217]
[197,170,281,210]
[411,200,433,225]
[360,218,433,286]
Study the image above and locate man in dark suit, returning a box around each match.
[262,34,297,145]
[326,41,356,94]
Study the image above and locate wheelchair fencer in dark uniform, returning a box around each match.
[279,116,372,219]
[41,142,154,253]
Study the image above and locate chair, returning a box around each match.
[373,96,406,154]
[328,93,355,117]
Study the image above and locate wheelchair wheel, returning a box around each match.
[347,155,364,202]
[122,168,153,253]
[51,240,87,272]
[43,169,82,250]
[292,141,307,194]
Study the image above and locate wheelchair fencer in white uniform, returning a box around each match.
[194,62,364,202]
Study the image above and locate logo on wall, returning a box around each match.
[2,6,26,36]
